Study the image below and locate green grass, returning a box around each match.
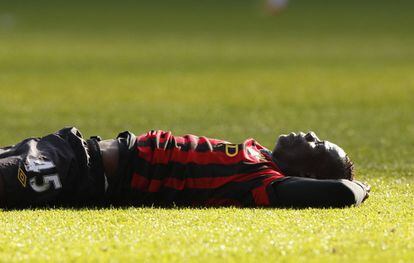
[0,0,413,262]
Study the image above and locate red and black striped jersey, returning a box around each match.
[128,130,285,207]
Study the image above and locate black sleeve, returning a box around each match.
[271,177,369,208]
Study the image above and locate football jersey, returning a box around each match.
[124,130,285,207]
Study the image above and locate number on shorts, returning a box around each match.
[29,174,62,193]
[24,157,62,193]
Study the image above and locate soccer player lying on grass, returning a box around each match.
[0,127,370,209]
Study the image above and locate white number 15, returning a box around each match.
[25,158,62,193]
[29,174,62,193]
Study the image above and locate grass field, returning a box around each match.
[0,0,413,262]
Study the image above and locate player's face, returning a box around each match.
[272,131,347,179]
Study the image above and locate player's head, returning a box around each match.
[272,131,354,180]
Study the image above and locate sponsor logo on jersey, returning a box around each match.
[225,144,239,157]
[17,167,27,187]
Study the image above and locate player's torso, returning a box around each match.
[128,130,284,207]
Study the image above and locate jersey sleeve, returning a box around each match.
[271,177,369,208]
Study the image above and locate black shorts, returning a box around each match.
[0,127,106,208]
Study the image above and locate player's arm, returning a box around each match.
[271,177,370,208]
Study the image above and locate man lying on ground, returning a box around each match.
[0,127,370,208]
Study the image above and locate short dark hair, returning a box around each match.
[315,155,354,180]
[343,155,355,180]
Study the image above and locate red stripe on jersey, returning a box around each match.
[251,185,270,206]
[137,146,248,165]
[131,172,164,192]
[131,170,283,192]
[131,172,149,189]
[136,131,240,165]
[174,135,228,146]
[137,132,226,149]
[251,176,280,206]
[137,134,272,166]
